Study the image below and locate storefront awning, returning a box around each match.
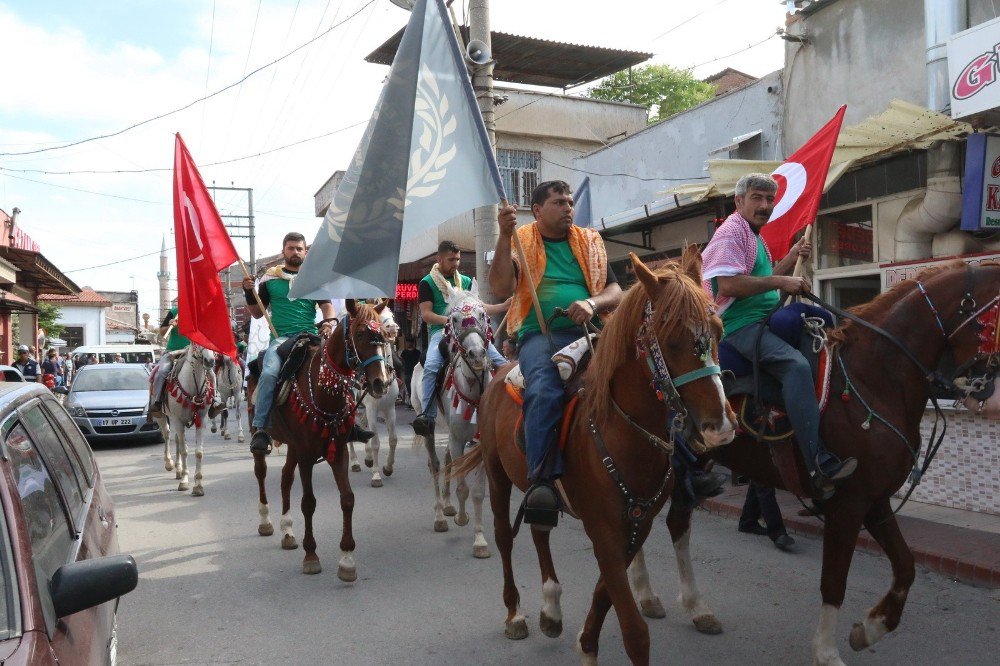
[0,292,39,315]
[0,247,79,295]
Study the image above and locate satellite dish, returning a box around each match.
[388,0,415,10]
[466,39,490,64]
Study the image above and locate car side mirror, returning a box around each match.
[50,554,138,618]
[53,386,69,395]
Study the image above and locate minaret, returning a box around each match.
[157,235,170,323]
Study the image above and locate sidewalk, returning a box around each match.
[701,482,1000,589]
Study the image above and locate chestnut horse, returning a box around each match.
[249,300,391,579]
[452,251,737,665]
[674,261,999,666]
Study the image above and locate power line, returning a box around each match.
[540,157,709,182]
[0,171,166,204]
[649,0,733,43]
[0,0,375,158]
[64,247,177,273]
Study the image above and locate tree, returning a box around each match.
[37,302,65,339]
[588,64,716,123]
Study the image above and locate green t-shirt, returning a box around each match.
[519,238,594,336]
[262,275,318,339]
[712,235,780,338]
[164,307,191,351]
[419,273,473,335]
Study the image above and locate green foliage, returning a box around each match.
[37,302,65,339]
[588,64,716,123]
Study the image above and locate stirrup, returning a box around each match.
[411,414,434,437]
[522,482,560,531]
[250,430,273,456]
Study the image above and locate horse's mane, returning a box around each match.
[827,260,964,344]
[350,302,380,329]
[583,262,717,425]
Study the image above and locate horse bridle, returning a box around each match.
[444,301,494,395]
[341,313,387,372]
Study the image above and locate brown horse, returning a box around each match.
[453,250,737,665]
[248,299,391,579]
[671,260,1000,666]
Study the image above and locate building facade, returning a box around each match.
[37,289,112,349]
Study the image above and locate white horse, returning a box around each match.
[351,306,401,487]
[155,344,216,496]
[211,355,245,443]
[412,284,492,559]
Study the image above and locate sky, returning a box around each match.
[0,0,786,320]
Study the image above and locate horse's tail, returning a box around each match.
[447,444,483,482]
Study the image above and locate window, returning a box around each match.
[62,326,84,349]
[21,405,86,528]
[498,149,540,207]
[43,401,95,486]
[816,205,875,269]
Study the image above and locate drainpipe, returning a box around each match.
[894,141,964,261]
[925,0,967,113]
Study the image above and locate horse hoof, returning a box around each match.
[175,471,183,480]
[640,596,667,619]
[238,435,245,443]
[849,622,869,651]
[382,466,393,477]
[338,565,357,583]
[473,545,491,559]
[433,519,449,532]
[178,482,190,492]
[351,463,361,472]
[224,434,231,440]
[210,426,217,433]
[443,506,457,517]
[504,616,529,640]
[371,478,383,488]
[302,559,322,575]
[455,513,469,527]
[164,461,174,472]
[364,458,374,468]
[539,612,562,638]
[191,486,204,497]
[693,614,723,635]
[258,523,274,537]
[281,535,299,550]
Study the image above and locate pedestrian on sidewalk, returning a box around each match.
[738,481,795,551]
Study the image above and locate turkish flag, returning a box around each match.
[172,133,239,359]
[761,105,846,260]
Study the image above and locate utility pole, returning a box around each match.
[469,0,498,304]
[208,184,256,323]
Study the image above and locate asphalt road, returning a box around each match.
[95,406,998,665]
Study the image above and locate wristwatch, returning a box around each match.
[585,298,597,313]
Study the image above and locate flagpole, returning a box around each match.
[504,199,548,335]
[239,259,279,340]
[785,223,813,305]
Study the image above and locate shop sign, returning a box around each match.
[395,282,419,301]
[10,226,40,252]
[111,303,135,313]
[949,15,1000,118]
[960,133,1000,230]
[880,252,1000,291]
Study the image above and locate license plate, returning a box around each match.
[95,418,133,426]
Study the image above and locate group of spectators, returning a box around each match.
[9,345,109,387]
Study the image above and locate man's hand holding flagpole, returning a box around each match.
[238,259,279,340]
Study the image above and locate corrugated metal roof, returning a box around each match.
[365,26,651,89]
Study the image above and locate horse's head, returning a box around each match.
[376,301,401,345]
[345,299,391,398]
[443,280,491,374]
[630,248,736,448]
[188,343,216,373]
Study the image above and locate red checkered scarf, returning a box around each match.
[701,212,773,315]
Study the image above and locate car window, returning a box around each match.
[72,367,149,392]
[42,400,95,486]
[5,423,73,633]
[0,497,19,640]
[20,405,85,528]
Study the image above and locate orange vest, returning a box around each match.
[508,222,608,335]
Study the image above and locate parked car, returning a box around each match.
[0,365,25,382]
[0,381,138,664]
[55,365,161,443]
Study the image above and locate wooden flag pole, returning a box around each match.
[239,259,279,339]
[504,199,548,335]
[785,223,813,306]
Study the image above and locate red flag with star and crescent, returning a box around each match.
[760,105,846,260]
[172,133,239,359]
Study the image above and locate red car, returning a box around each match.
[0,382,137,665]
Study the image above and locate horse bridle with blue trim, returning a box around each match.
[341,312,387,371]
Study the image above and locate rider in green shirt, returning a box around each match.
[148,306,223,418]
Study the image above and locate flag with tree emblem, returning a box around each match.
[290,0,506,299]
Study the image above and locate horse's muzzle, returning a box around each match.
[370,377,387,398]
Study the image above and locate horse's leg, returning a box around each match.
[470,458,489,559]
[577,575,613,665]
[531,527,562,638]
[158,416,174,471]
[331,449,357,582]
[442,446,456,517]
[348,440,361,473]
[588,533,652,665]
[253,451,274,536]
[279,446,298,550]
[369,417,382,488]
[236,397,245,443]
[210,413,218,434]
[847,500,916,652]
[176,419,190,492]
[484,449,525,639]
[382,403,397,477]
[191,420,206,496]
[628,548,666,619]
[221,407,231,440]
[666,502,722,634]
[425,436,448,532]
[298,461,321,575]
[453,437,470,527]
[812,502,866,666]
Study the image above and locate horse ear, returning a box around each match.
[630,252,660,297]
[469,278,480,298]
[374,298,387,314]
[346,299,358,316]
[681,243,703,283]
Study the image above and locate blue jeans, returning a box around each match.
[519,328,583,482]
[724,323,832,470]
[253,337,286,429]
[419,329,506,419]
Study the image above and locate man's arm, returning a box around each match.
[565,282,624,325]
[242,277,267,319]
[773,236,811,276]
[483,297,512,316]
[158,311,174,338]
[716,273,810,298]
[317,301,336,336]
[419,300,448,327]
[489,205,518,299]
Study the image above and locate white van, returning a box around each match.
[70,345,161,365]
